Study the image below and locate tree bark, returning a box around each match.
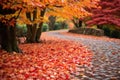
[26,8,46,43]
[36,23,43,42]
[0,22,21,53]
[0,3,22,53]
[26,25,32,43]
[35,8,46,42]
[72,18,82,28]
[26,24,37,43]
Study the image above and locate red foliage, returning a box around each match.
[0,40,93,79]
[86,0,120,27]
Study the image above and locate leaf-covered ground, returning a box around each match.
[1,30,120,80]
[44,30,120,80]
[0,40,92,80]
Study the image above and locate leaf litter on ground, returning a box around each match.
[0,39,93,80]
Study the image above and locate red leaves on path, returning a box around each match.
[0,40,93,80]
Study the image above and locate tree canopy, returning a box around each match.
[0,0,99,52]
[86,0,120,29]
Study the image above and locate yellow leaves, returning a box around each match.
[0,0,99,27]
[56,17,66,22]
[18,16,33,25]
[18,9,46,25]
[42,0,51,4]
[23,0,29,3]
[0,11,21,26]
[46,0,97,20]
[18,16,44,25]
[43,16,49,22]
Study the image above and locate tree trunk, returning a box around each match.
[72,18,82,28]
[26,24,37,43]
[48,16,56,30]
[26,8,46,43]
[31,24,37,42]
[26,23,42,43]
[0,22,21,53]
[36,23,43,42]
[26,9,37,43]
[79,20,82,27]
[26,24,32,43]
[72,19,79,28]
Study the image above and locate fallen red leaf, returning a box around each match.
[0,40,93,79]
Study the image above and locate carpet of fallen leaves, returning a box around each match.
[0,40,93,80]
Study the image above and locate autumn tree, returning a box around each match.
[25,8,46,43]
[0,0,63,52]
[22,0,98,43]
[72,18,83,28]
[47,0,98,28]
[0,0,98,52]
[0,0,44,52]
[0,0,23,52]
[86,0,120,29]
[19,0,66,43]
[24,1,45,43]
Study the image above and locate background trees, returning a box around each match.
[47,0,98,28]
[86,0,120,38]
[87,0,120,27]
[48,15,56,30]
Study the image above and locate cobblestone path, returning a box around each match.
[45,30,120,80]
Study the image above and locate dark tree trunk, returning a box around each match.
[26,9,37,43]
[48,15,56,30]
[72,18,82,28]
[26,8,46,43]
[0,3,22,53]
[0,22,21,53]
[26,24,32,43]
[79,20,82,27]
[36,23,43,42]
[26,23,42,43]
[35,8,46,42]
[26,24,38,43]
[72,19,79,28]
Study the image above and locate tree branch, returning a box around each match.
[15,8,22,19]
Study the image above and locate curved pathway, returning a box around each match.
[44,30,120,80]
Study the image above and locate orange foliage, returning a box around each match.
[0,0,99,25]
[47,0,99,20]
